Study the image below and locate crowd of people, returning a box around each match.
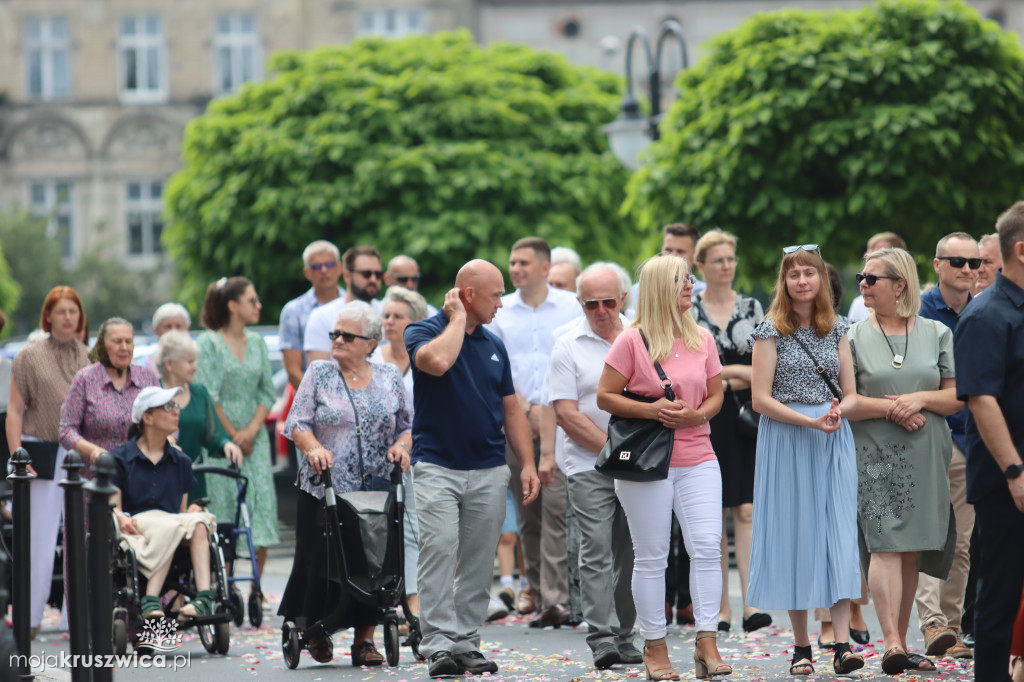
[2,204,1023,681]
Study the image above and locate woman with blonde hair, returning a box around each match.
[747,245,863,676]
[597,255,730,680]
[847,247,960,674]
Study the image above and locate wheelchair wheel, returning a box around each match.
[229,589,244,627]
[198,618,217,654]
[213,618,230,655]
[247,591,263,629]
[282,621,301,670]
[112,619,127,656]
[384,620,400,667]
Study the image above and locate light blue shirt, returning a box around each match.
[278,286,344,370]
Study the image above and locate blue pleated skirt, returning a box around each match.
[746,402,861,611]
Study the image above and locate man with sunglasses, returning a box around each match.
[385,255,438,315]
[915,231,980,660]
[304,245,385,363]
[279,240,346,389]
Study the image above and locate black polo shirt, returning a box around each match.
[405,311,515,470]
[954,272,1024,503]
[111,437,198,515]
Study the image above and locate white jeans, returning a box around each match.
[616,459,722,638]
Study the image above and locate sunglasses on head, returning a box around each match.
[936,256,982,270]
[328,330,372,343]
[309,260,337,272]
[352,270,384,280]
[394,275,421,284]
[855,273,898,286]
[581,298,618,311]
[782,244,820,254]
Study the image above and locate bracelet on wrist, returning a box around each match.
[398,441,411,453]
[304,445,325,458]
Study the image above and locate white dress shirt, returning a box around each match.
[486,285,581,405]
[303,297,383,354]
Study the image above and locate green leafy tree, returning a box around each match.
[166,30,635,316]
[625,0,1024,283]
[0,209,51,335]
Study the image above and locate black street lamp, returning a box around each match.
[604,19,689,169]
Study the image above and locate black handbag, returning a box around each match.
[595,331,676,482]
[23,441,60,480]
[733,391,760,437]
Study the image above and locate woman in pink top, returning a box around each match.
[597,255,728,681]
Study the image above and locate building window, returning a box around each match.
[29,182,73,259]
[357,9,425,37]
[119,15,166,102]
[213,13,261,95]
[126,181,164,256]
[24,16,71,100]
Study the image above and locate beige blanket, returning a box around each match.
[116,509,216,578]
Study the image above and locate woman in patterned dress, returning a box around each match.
[691,228,769,634]
[846,248,960,674]
[279,301,411,666]
[195,277,280,592]
[747,245,863,676]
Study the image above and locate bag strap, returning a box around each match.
[638,330,676,401]
[338,369,370,490]
[789,333,842,400]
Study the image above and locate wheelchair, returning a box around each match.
[110,500,234,656]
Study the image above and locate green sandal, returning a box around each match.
[141,595,165,620]
[178,589,215,621]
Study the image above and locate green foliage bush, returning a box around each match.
[625,0,1024,285]
[166,30,636,315]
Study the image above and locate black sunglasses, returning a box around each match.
[394,275,421,284]
[855,273,898,286]
[352,269,384,280]
[935,256,982,270]
[782,244,820,254]
[581,298,618,311]
[328,330,372,343]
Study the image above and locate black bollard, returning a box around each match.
[7,447,35,681]
[85,454,116,682]
[59,452,91,682]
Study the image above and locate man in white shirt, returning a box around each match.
[549,262,640,669]
[627,223,705,316]
[487,237,581,627]
[303,245,384,362]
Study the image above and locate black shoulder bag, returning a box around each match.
[790,334,843,400]
[595,331,676,482]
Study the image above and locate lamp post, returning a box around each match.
[603,19,689,169]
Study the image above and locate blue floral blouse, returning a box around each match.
[284,359,411,498]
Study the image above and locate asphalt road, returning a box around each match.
[22,542,975,681]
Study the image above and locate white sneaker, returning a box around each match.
[486,596,509,622]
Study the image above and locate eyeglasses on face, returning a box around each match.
[158,402,181,413]
[935,256,982,270]
[705,256,739,267]
[352,269,384,280]
[855,273,898,286]
[674,274,698,285]
[309,260,338,272]
[328,330,372,343]
[394,275,421,284]
[782,244,820,254]
[246,296,261,306]
[582,298,618,311]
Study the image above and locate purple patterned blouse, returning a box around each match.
[59,362,160,457]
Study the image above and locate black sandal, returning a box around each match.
[790,645,814,675]
[832,643,865,675]
[906,652,935,671]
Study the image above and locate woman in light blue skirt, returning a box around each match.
[747,245,863,676]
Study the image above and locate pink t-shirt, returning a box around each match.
[604,326,722,468]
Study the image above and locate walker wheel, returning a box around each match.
[384,619,400,667]
[282,621,301,670]
[248,591,264,628]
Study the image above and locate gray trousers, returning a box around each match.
[414,461,510,656]
[567,469,636,651]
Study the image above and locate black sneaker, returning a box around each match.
[427,651,461,677]
[618,642,643,664]
[593,643,620,669]
[453,651,499,674]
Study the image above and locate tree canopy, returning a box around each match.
[165,30,635,315]
[624,0,1024,282]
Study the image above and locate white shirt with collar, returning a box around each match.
[303,297,384,354]
[486,284,581,405]
[548,314,629,477]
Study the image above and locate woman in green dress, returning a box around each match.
[196,276,281,588]
[155,330,243,501]
[847,248,961,675]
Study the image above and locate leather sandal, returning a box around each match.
[141,595,165,620]
[694,631,732,678]
[906,652,935,671]
[351,640,383,667]
[643,638,680,680]
[178,589,215,621]
[832,643,865,675]
[881,647,909,675]
[790,645,814,675]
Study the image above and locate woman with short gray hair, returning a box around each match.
[152,303,192,336]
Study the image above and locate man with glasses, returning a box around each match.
[487,237,580,626]
[915,231,980,660]
[304,245,384,362]
[975,233,1002,295]
[548,262,641,670]
[279,240,345,389]
[627,223,705,317]
[385,254,438,315]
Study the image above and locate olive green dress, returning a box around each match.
[849,316,956,579]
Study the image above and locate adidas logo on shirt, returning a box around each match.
[490,354,500,362]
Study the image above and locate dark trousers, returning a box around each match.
[665,519,691,609]
[973,490,1024,682]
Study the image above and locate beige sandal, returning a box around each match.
[643,638,680,680]
[694,631,732,678]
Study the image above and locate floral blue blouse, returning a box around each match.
[284,359,411,498]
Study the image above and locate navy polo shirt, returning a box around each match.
[920,285,971,451]
[111,437,198,515]
[953,272,1024,503]
[405,311,515,470]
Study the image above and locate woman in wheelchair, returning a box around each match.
[110,385,217,621]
